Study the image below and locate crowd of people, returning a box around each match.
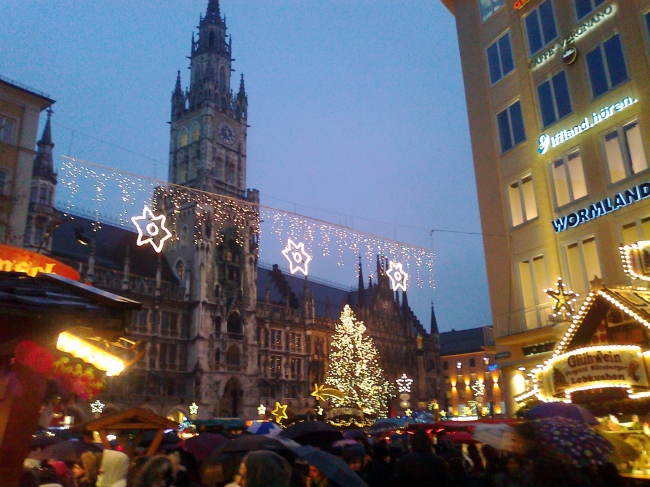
[20,423,630,487]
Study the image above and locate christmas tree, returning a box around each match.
[325,305,394,417]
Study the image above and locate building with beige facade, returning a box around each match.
[441,0,650,414]
[0,76,54,247]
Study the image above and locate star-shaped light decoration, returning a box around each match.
[189,402,199,416]
[544,277,578,318]
[131,205,173,253]
[404,408,413,417]
[311,383,345,402]
[90,400,105,414]
[386,260,408,292]
[396,374,413,393]
[271,402,288,423]
[471,380,485,397]
[257,404,267,415]
[315,405,324,416]
[281,239,312,276]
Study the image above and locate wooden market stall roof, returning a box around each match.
[73,407,178,456]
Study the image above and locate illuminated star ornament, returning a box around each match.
[281,239,312,276]
[315,405,324,416]
[90,400,105,414]
[257,404,267,415]
[396,374,413,393]
[471,381,485,397]
[404,408,413,417]
[311,383,346,402]
[386,260,408,292]
[544,277,578,318]
[271,402,288,423]
[189,402,199,416]
[131,205,172,253]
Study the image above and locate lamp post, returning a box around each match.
[37,218,90,254]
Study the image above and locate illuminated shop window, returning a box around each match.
[537,71,572,128]
[497,100,526,153]
[525,0,558,56]
[551,149,587,208]
[480,0,504,23]
[620,216,650,246]
[603,120,648,184]
[565,236,601,293]
[487,31,514,85]
[575,0,606,21]
[518,255,548,329]
[507,174,538,227]
[586,34,628,99]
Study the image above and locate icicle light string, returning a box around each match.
[58,156,435,288]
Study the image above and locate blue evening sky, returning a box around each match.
[1,0,491,332]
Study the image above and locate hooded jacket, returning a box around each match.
[97,450,129,487]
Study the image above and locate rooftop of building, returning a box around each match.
[439,326,493,356]
[0,74,54,105]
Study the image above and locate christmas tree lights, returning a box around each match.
[325,305,394,417]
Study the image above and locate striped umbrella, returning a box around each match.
[248,421,283,436]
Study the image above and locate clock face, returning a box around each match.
[218,122,236,145]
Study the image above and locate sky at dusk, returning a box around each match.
[2,0,492,332]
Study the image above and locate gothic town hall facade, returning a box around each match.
[26,0,442,423]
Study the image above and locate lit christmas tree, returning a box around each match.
[325,305,394,417]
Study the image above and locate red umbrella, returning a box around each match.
[447,431,478,444]
[179,433,229,461]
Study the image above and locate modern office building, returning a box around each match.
[441,0,650,413]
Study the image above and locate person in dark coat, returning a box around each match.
[394,429,453,487]
[365,440,394,487]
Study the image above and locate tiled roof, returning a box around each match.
[439,327,490,356]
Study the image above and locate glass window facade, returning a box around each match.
[497,101,526,153]
[508,174,538,227]
[480,0,505,22]
[586,34,628,98]
[603,120,648,183]
[537,71,572,128]
[487,32,514,84]
[574,0,606,20]
[525,0,558,55]
[518,255,548,329]
[551,150,587,207]
[565,237,601,293]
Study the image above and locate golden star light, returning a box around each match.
[544,277,578,318]
[131,205,173,253]
[405,408,412,416]
[189,402,199,415]
[271,402,288,423]
[90,400,105,414]
[281,239,312,276]
[311,383,346,402]
[396,374,413,393]
[386,260,408,292]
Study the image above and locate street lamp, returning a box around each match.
[37,218,91,253]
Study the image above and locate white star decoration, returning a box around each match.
[396,373,413,393]
[90,400,105,414]
[386,261,408,292]
[131,205,173,253]
[315,406,324,415]
[281,239,312,276]
[189,402,199,416]
[257,404,267,415]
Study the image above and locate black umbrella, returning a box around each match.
[210,434,300,460]
[30,434,64,449]
[294,445,367,487]
[279,421,343,448]
[30,439,102,461]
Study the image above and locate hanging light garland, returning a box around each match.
[58,157,435,287]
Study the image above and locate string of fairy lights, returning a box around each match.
[58,156,435,290]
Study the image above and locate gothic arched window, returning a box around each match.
[39,184,47,204]
[227,313,242,334]
[179,128,188,147]
[176,260,184,281]
[226,345,240,365]
[191,123,200,143]
[219,66,226,90]
[30,185,37,203]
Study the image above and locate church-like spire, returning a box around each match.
[357,257,365,308]
[238,73,246,99]
[205,0,221,21]
[430,302,439,334]
[32,108,56,183]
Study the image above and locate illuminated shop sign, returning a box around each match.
[535,346,648,399]
[552,182,650,233]
[620,241,650,282]
[529,4,615,70]
[539,96,637,155]
[513,0,530,10]
[0,244,80,280]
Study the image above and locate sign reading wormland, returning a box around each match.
[539,97,637,155]
[553,182,650,233]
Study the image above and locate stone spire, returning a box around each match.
[357,257,365,308]
[32,108,56,183]
[430,302,439,334]
[205,0,221,22]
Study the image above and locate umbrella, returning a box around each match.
[30,439,102,462]
[343,430,367,440]
[524,402,598,425]
[210,434,298,460]
[472,423,516,451]
[180,433,229,461]
[332,439,359,448]
[294,445,367,487]
[447,431,478,444]
[598,431,641,464]
[530,417,613,468]
[247,421,283,436]
[30,434,64,449]
[368,418,406,436]
[279,421,343,448]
